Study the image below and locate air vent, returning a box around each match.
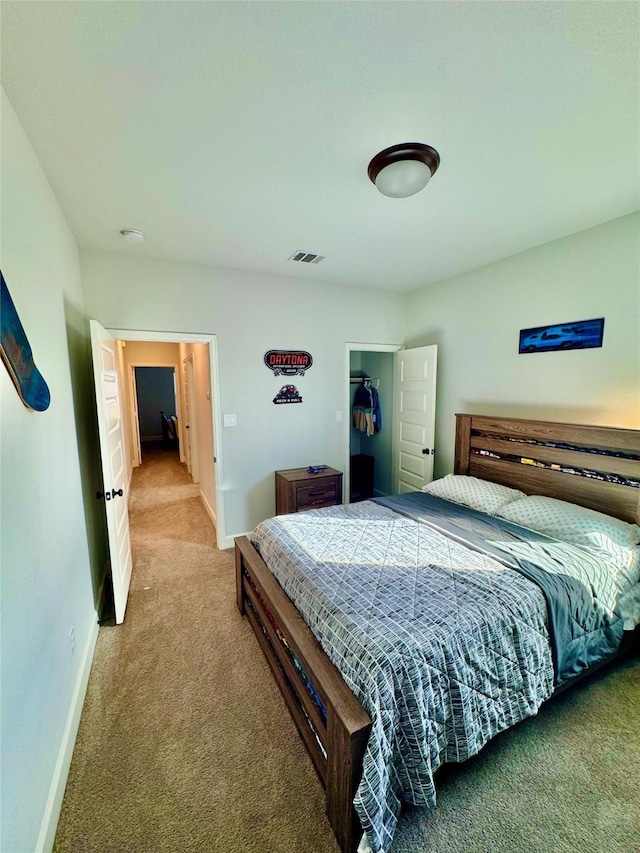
[288,250,326,264]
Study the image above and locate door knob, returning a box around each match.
[111,488,123,498]
[96,491,105,500]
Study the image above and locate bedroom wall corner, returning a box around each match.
[404,212,640,478]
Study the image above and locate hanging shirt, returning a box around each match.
[371,385,382,433]
[353,382,382,436]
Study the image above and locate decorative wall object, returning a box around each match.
[273,385,302,404]
[519,318,604,354]
[264,350,313,376]
[0,271,51,411]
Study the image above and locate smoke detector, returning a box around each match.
[120,228,145,243]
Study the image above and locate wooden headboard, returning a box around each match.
[454,414,640,525]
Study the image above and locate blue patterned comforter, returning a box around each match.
[250,493,622,853]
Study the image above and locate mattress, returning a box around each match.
[250,495,623,853]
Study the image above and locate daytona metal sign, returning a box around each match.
[264,350,313,377]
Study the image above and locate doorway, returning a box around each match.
[344,342,438,505]
[349,350,395,501]
[132,366,180,459]
[92,324,225,625]
[344,343,402,503]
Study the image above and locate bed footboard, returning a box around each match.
[235,536,372,853]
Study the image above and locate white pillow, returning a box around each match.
[496,495,640,589]
[422,474,524,515]
[496,495,640,548]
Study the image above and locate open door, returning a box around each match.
[182,354,200,482]
[393,345,438,493]
[90,320,133,624]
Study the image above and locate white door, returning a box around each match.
[182,358,192,475]
[129,366,142,466]
[90,320,133,624]
[393,345,438,493]
[182,355,200,482]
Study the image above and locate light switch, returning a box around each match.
[223,413,237,427]
[335,410,343,422]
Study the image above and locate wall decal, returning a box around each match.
[0,271,51,411]
[264,350,313,376]
[519,318,604,354]
[273,385,303,404]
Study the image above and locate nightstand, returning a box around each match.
[275,467,343,515]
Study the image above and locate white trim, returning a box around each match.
[344,342,403,503]
[36,618,99,853]
[221,530,253,550]
[200,489,217,528]
[106,328,226,551]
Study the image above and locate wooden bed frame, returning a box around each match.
[235,415,640,853]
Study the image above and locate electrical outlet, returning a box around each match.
[68,626,76,656]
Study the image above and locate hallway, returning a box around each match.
[54,449,338,853]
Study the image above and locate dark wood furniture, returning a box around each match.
[237,416,640,853]
[454,414,640,524]
[275,466,343,515]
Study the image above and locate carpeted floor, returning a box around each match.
[54,450,640,853]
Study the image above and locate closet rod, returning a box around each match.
[350,376,379,386]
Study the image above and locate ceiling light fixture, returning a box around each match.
[368,142,440,198]
[120,228,145,243]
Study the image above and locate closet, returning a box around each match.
[349,350,394,502]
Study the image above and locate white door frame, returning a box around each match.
[344,342,403,503]
[108,328,226,550]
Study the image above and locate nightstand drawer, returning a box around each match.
[275,466,343,515]
[296,482,338,509]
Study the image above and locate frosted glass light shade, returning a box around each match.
[367,142,440,199]
[374,160,432,198]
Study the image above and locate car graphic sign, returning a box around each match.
[519,318,604,354]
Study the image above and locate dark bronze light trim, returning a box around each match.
[367,142,440,185]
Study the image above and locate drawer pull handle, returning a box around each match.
[308,490,326,497]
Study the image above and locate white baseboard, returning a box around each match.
[36,617,99,853]
[200,489,217,529]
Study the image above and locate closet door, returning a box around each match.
[393,345,437,493]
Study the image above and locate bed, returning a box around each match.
[235,414,640,853]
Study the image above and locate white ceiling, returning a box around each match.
[2,2,638,293]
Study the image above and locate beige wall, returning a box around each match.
[80,249,406,538]
[181,342,217,525]
[1,89,97,853]
[405,212,640,477]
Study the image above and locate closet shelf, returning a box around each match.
[349,376,379,387]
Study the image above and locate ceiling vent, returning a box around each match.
[288,250,326,264]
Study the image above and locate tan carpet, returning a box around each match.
[55,449,640,853]
[55,449,340,853]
